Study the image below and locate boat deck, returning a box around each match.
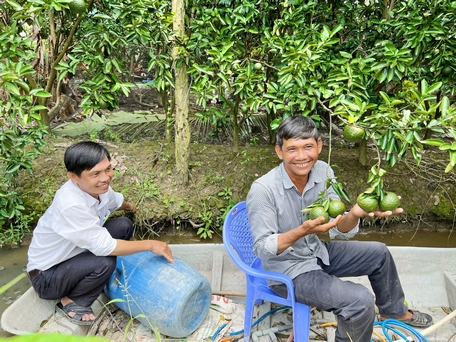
[44,301,456,342]
[31,293,456,342]
[3,245,456,341]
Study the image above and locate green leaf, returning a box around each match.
[6,0,23,10]
[4,82,21,96]
[426,82,442,94]
[439,143,452,151]
[450,151,456,166]
[340,51,352,58]
[440,96,449,117]
[6,163,21,173]
[420,79,429,94]
[421,139,444,147]
[31,90,52,97]
[58,70,68,82]
[191,64,214,76]
[54,62,70,71]
[0,72,19,82]
[445,162,454,173]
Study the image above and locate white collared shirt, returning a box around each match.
[27,180,123,272]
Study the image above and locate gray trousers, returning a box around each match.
[271,240,408,342]
[31,217,133,307]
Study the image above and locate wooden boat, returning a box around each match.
[2,244,456,341]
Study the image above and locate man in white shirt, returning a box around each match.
[27,141,174,325]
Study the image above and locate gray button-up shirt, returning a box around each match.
[246,161,358,284]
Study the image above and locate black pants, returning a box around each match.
[271,240,407,342]
[31,217,133,307]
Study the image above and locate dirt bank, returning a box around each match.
[18,129,456,241]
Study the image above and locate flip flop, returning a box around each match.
[381,309,433,328]
[56,301,95,326]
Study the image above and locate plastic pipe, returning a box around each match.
[395,309,456,342]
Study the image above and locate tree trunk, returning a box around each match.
[172,0,190,184]
[232,99,240,153]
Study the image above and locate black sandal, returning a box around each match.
[381,309,433,328]
[400,310,433,328]
[56,302,95,326]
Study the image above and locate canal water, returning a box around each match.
[1,229,456,337]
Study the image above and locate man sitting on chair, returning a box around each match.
[246,116,432,342]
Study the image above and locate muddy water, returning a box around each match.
[0,246,31,337]
[1,229,456,336]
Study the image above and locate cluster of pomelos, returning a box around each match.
[304,191,400,223]
[304,199,347,224]
[301,124,401,222]
[356,191,400,212]
[342,124,401,212]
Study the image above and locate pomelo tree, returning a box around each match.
[185,0,456,158]
[184,0,456,198]
[0,0,176,244]
[2,0,456,243]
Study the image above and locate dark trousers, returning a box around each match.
[31,217,134,307]
[271,240,408,342]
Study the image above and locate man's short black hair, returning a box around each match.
[276,116,320,148]
[64,141,111,176]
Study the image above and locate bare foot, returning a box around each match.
[380,310,413,321]
[286,330,294,342]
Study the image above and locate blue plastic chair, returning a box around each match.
[222,201,311,342]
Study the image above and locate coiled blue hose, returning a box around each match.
[227,305,291,337]
[214,306,428,342]
[372,319,428,342]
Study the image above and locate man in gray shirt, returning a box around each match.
[246,116,432,341]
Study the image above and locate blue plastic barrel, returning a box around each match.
[104,252,212,338]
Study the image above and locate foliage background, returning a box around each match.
[17,119,456,244]
[2,0,456,244]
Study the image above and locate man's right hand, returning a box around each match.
[111,239,174,263]
[277,215,343,253]
[148,240,175,264]
[299,214,343,235]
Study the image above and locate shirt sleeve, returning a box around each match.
[247,182,291,260]
[57,204,117,256]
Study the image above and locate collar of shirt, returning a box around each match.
[279,161,327,194]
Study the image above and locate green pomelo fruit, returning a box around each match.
[99,100,109,109]
[328,199,346,218]
[68,0,87,14]
[357,194,379,212]
[309,206,329,223]
[379,192,400,211]
[442,66,452,76]
[343,125,365,143]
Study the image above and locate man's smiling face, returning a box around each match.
[275,137,322,186]
[67,157,113,198]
